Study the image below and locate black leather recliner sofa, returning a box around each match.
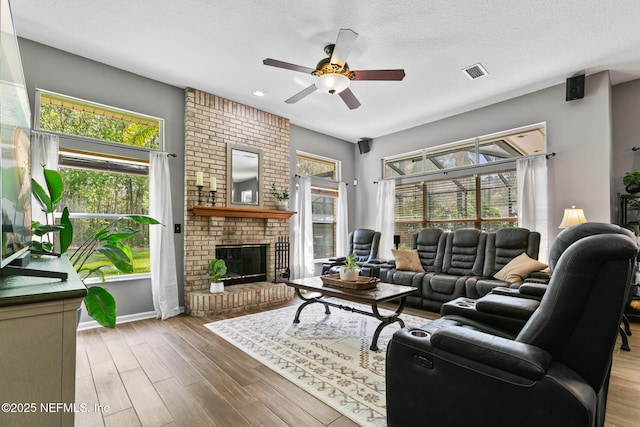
[385,226,638,427]
[381,227,541,311]
[441,223,636,334]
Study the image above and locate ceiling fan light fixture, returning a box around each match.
[316,73,350,94]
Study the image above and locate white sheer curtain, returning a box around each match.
[30,131,59,226]
[517,156,549,262]
[291,175,314,279]
[375,179,395,260]
[336,182,349,256]
[149,152,180,320]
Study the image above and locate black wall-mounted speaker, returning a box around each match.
[566,74,585,101]
[358,138,371,154]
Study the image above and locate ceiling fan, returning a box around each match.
[263,29,406,110]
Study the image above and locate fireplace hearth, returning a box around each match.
[216,244,267,285]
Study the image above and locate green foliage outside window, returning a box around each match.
[39,95,160,149]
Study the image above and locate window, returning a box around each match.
[383,124,545,179]
[394,171,517,247]
[296,152,340,259]
[38,91,161,149]
[387,124,545,248]
[36,90,163,279]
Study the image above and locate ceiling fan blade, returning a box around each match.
[263,58,316,74]
[351,69,406,81]
[330,28,358,66]
[339,88,361,110]
[285,84,317,104]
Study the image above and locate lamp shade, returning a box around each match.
[316,73,350,94]
[559,205,587,228]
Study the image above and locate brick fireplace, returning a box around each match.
[183,88,294,316]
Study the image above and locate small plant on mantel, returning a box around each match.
[32,168,160,328]
[270,183,289,201]
[271,183,289,210]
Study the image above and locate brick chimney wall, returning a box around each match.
[183,88,291,306]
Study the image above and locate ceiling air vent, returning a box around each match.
[463,63,488,79]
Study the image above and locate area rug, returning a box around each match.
[205,301,430,427]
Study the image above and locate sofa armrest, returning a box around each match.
[526,270,551,283]
[326,256,346,265]
[475,293,540,320]
[382,260,396,268]
[519,282,548,298]
[430,326,552,380]
[490,285,544,301]
[366,258,387,264]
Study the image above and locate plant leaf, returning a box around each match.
[44,169,64,205]
[78,266,107,282]
[59,207,73,254]
[93,227,110,241]
[32,224,65,237]
[126,215,162,225]
[84,286,116,328]
[95,245,134,273]
[103,230,138,243]
[31,179,52,213]
[104,240,132,261]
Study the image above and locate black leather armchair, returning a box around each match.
[386,231,638,427]
[321,228,382,276]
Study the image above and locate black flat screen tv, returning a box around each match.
[1,0,32,268]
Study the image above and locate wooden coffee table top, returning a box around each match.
[285,276,417,305]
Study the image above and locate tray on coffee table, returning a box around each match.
[320,273,380,290]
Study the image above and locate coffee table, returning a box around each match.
[285,276,417,351]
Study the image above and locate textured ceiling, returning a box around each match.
[11,0,640,142]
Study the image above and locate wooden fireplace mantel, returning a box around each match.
[191,205,296,220]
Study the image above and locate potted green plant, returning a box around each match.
[623,170,640,194]
[270,183,289,210]
[32,168,160,328]
[208,259,227,293]
[339,252,360,281]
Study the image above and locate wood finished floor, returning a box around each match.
[75,302,640,427]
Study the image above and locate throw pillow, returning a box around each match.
[391,249,425,272]
[494,252,548,283]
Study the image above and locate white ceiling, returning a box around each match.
[11,0,640,142]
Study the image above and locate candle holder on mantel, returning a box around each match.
[209,190,217,206]
[196,185,204,205]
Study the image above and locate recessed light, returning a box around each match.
[252,90,266,97]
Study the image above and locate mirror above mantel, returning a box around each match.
[227,143,263,208]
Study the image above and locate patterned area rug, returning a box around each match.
[205,301,430,427]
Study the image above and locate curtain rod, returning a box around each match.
[295,173,348,185]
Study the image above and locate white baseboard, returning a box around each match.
[77,306,185,331]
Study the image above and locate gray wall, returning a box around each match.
[355,71,614,256]
[18,38,186,320]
